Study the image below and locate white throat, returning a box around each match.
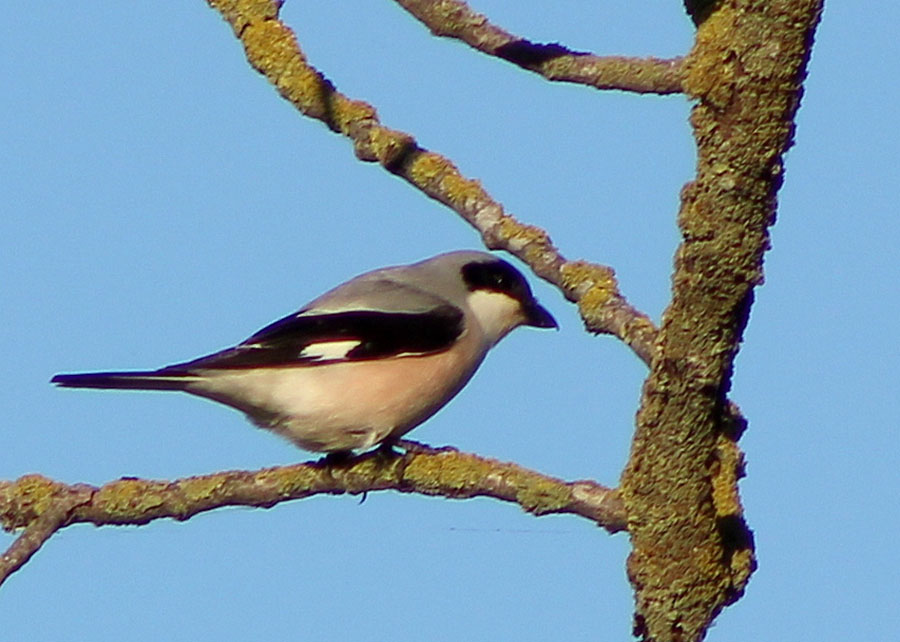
[466,289,523,344]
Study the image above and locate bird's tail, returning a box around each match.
[51,370,197,391]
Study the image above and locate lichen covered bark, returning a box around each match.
[620,2,823,640]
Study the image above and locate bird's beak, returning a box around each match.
[523,303,558,329]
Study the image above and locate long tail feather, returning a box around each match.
[51,371,196,391]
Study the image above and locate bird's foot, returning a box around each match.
[321,450,354,466]
[375,440,403,459]
[394,439,458,455]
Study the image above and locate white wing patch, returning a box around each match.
[298,339,363,361]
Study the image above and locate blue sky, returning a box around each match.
[2,2,897,640]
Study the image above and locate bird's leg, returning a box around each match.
[376,439,403,458]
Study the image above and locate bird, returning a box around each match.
[52,251,557,454]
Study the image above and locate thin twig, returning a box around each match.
[395,0,684,95]
[206,0,659,364]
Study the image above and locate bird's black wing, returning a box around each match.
[166,305,465,371]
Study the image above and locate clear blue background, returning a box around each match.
[2,2,897,640]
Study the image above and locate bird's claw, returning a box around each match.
[394,439,458,455]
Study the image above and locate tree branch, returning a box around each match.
[205,0,658,364]
[1,448,625,587]
[619,2,823,640]
[0,481,92,589]
[394,0,684,95]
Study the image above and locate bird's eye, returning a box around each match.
[461,260,525,295]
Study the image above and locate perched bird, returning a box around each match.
[52,251,557,454]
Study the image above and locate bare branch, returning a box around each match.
[1,448,625,585]
[620,2,823,640]
[0,482,92,589]
[395,0,684,95]
[205,0,658,364]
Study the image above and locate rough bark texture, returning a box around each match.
[0,449,625,588]
[619,2,823,640]
[395,0,684,94]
